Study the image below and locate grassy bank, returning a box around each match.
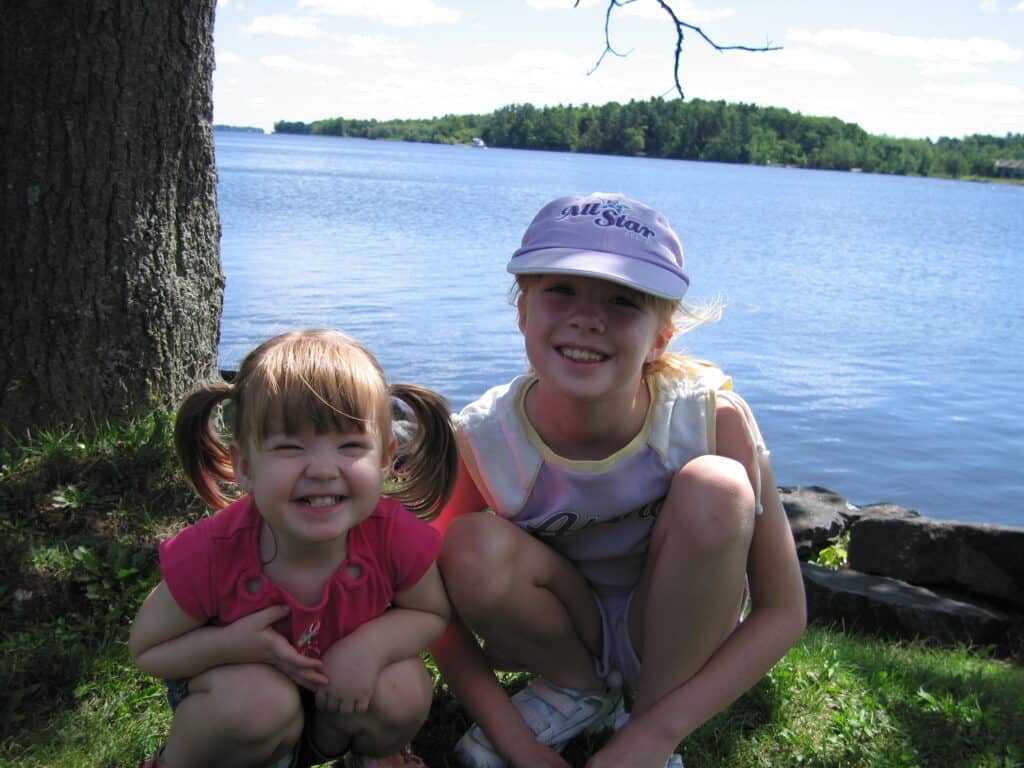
[2,416,1022,767]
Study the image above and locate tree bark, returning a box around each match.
[1,0,223,441]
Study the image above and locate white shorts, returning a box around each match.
[593,588,643,688]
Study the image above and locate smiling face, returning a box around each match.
[224,330,399,545]
[232,421,392,547]
[517,274,671,405]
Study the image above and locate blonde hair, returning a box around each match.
[512,275,723,380]
[174,329,457,518]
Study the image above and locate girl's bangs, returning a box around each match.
[271,379,369,437]
[234,329,393,448]
[239,334,391,445]
[273,365,388,440]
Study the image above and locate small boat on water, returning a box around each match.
[471,137,486,148]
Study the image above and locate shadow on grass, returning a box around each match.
[679,674,787,767]
[805,623,1024,767]
[0,413,202,743]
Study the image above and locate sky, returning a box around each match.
[212,0,1024,141]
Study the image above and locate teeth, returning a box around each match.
[304,496,340,507]
[561,347,605,362]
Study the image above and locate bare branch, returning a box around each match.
[582,0,782,100]
[578,0,636,77]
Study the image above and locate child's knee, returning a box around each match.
[664,455,755,552]
[372,658,433,729]
[439,514,516,603]
[197,664,303,744]
[323,659,431,755]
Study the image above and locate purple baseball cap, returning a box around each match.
[507,193,689,300]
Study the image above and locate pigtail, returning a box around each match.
[387,383,458,520]
[173,381,236,510]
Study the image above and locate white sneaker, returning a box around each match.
[454,674,624,768]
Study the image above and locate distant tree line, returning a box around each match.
[274,98,1024,180]
[214,124,265,134]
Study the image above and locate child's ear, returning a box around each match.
[230,444,251,493]
[517,292,528,334]
[646,325,672,364]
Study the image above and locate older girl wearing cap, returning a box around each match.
[429,193,806,768]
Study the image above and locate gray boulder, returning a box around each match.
[780,487,922,560]
[801,562,1014,651]
[780,486,855,559]
[848,516,1024,610]
[782,486,1022,656]
[844,501,920,526]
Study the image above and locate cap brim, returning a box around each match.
[507,248,688,301]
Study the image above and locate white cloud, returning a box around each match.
[924,81,1024,102]
[787,27,1023,75]
[527,0,597,8]
[261,55,345,76]
[453,48,594,86]
[751,46,854,76]
[217,51,242,64]
[338,73,480,118]
[620,0,734,23]
[508,48,595,74]
[527,0,734,22]
[1014,1,1024,9]
[298,0,459,27]
[332,34,417,69]
[243,16,322,38]
[334,34,413,59]
[979,0,999,11]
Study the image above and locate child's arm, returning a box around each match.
[129,581,327,688]
[314,561,450,714]
[430,458,572,768]
[587,401,806,768]
[429,450,488,535]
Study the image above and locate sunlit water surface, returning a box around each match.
[216,132,1024,527]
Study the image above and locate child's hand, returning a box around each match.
[225,604,328,689]
[506,741,571,768]
[314,634,383,715]
[584,714,675,768]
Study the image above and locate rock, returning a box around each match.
[779,486,854,559]
[780,488,1023,656]
[801,562,1014,651]
[844,501,920,526]
[848,516,1024,610]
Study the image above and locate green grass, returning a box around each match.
[2,417,1022,767]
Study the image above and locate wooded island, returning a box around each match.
[275,97,1024,181]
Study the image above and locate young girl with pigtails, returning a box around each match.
[430,193,807,768]
[130,329,457,768]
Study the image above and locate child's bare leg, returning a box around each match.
[629,455,755,715]
[311,657,433,757]
[440,512,604,690]
[161,663,303,768]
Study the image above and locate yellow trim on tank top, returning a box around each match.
[515,375,658,473]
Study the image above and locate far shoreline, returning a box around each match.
[221,129,1024,187]
[262,96,1024,185]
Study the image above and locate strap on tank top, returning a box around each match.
[714,389,767,515]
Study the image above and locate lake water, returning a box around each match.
[214,132,1024,528]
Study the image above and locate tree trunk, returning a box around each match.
[1,0,223,441]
